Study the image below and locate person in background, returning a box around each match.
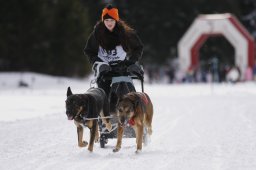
[84,4,144,96]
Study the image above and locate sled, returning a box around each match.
[97,61,144,148]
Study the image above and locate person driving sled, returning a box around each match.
[84,4,144,97]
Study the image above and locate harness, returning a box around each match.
[73,107,83,120]
[73,105,113,122]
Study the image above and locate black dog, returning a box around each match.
[65,87,112,152]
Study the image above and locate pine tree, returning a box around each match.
[0,0,91,77]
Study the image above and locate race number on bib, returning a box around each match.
[98,45,127,63]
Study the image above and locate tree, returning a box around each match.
[113,0,241,65]
[0,0,91,77]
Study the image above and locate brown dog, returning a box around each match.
[113,92,153,153]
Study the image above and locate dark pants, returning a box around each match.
[97,75,136,112]
[97,78,111,97]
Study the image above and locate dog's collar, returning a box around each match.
[128,118,135,126]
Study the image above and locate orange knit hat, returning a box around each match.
[101,5,119,21]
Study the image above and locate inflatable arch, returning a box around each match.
[178,13,255,80]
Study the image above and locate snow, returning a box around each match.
[1,72,256,170]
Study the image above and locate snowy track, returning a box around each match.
[1,73,256,170]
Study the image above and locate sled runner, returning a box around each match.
[96,61,144,148]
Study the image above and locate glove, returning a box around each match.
[127,63,144,78]
[92,61,111,78]
[109,59,134,66]
[121,59,134,66]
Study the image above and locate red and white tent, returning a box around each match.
[178,13,255,80]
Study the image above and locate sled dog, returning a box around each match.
[113,92,153,153]
[65,87,112,152]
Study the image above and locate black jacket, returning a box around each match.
[84,28,143,65]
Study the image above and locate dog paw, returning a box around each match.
[113,148,120,152]
[78,141,88,147]
[95,137,100,143]
[135,149,142,154]
[88,147,93,152]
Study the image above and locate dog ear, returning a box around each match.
[67,87,73,97]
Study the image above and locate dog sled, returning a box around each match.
[96,61,144,148]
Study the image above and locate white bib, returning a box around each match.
[98,45,127,63]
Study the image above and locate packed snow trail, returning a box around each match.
[1,73,256,170]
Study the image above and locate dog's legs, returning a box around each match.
[133,126,138,144]
[95,124,100,143]
[146,102,153,136]
[102,96,112,131]
[77,125,88,147]
[100,112,112,131]
[135,124,144,153]
[113,124,124,152]
[143,111,153,146]
[88,120,97,152]
[144,118,152,136]
[148,126,152,135]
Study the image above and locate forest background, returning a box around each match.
[1,0,255,77]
